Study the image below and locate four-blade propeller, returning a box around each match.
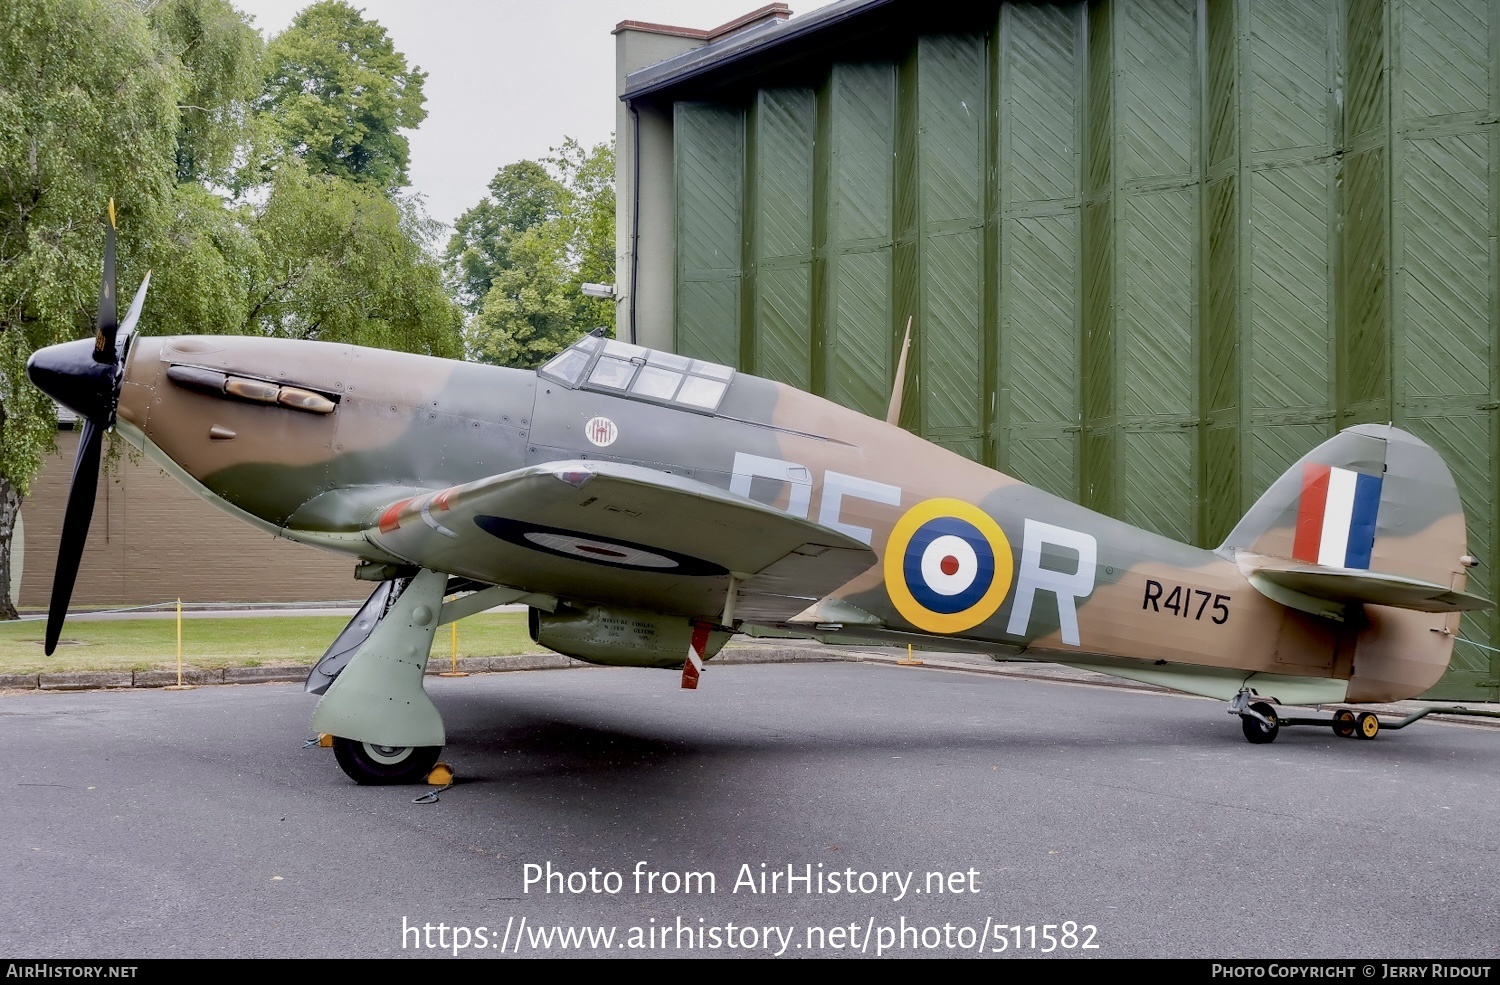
[24,201,151,654]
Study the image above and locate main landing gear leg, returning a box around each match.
[310,567,447,784]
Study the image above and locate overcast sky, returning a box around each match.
[234,1,832,235]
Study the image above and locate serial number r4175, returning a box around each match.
[1142,580,1230,624]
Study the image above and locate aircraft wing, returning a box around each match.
[363,460,876,623]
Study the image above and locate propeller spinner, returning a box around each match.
[24,201,151,654]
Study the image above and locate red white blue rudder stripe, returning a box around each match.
[1292,462,1382,569]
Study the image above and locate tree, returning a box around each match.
[244,163,460,357]
[444,160,564,314]
[548,137,616,323]
[446,139,615,369]
[464,226,577,368]
[147,0,263,186]
[0,0,183,619]
[258,0,427,191]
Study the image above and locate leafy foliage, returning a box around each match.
[0,0,184,617]
[447,139,615,369]
[147,0,264,186]
[258,0,427,191]
[0,0,461,618]
[445,160,563,314]
[0,0,181,497]
[245,163,460,356]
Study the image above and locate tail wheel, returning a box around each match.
[332,737,443,785]
[1241,702,1279,744]
[1355,712,1381,740]
[1332,709,1357,738]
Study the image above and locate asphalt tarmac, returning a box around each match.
[2,661,1497,959]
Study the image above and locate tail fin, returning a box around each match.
[1220,424,1487,615]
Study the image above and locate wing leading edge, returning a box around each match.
[363,461,875,624]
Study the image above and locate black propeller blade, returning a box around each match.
[25,200,150,654]
[44,418,102,653]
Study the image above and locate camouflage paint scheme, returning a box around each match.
[109,332,1486,709]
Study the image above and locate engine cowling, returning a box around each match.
[529,605,731,668]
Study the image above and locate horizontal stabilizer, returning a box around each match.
[1248,559,1492,616]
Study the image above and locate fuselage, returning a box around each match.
[113,333,1456,703]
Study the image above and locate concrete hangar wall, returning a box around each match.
[616,0,1500,700]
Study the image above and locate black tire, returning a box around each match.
[1332,709,1357,738]
[1241,701,1279,744]
[1355,712,1381,740]
[332,737,443,785]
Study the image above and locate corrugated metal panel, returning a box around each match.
[674,103,744,365]
[1398,0,1487,119]
[1080,193,1113,517]
[1203,176,1236,419]
[1113,0,1197,541]
[1342,147,1391,419]
[1004,215,1079,498]
[1201,425,1238,547]
[1399,136,1489,402]
[1123,430,1192,541]
[661,0,1500,696]
[823,63,895,419]
[1250,168,1333,412]
[999,3,1080,501]
[746,88,814,389]
[1347,0,1386,139]
[1204,0,1236,170]
[1117,0,1194,181]
[1246,0,1332,157]
[1079,0,1113,518]
[1119,189,1196,542]
[1084,0,1112,196]
[1340,0,1390,431]
[917,34,986,449]
[1120,192,1194,419]
[1200,0,1238,547]
[1003,5,1077,204]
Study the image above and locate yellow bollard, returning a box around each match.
[897,643,923,667]
[164,598,196,690]
[438,618,468,678]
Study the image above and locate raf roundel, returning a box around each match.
[884,498,1015,634]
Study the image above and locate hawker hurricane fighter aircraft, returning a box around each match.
[26,211,1494,783]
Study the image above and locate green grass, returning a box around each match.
[0,612,543,675]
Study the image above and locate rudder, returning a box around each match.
[1219,424,1469,590]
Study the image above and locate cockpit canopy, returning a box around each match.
[538,334,736,414]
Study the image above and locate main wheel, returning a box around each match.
[1241,702,1279,744]
[1355,712,1381,740]
[1332,709,1357,738]
[332,737,443,785]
